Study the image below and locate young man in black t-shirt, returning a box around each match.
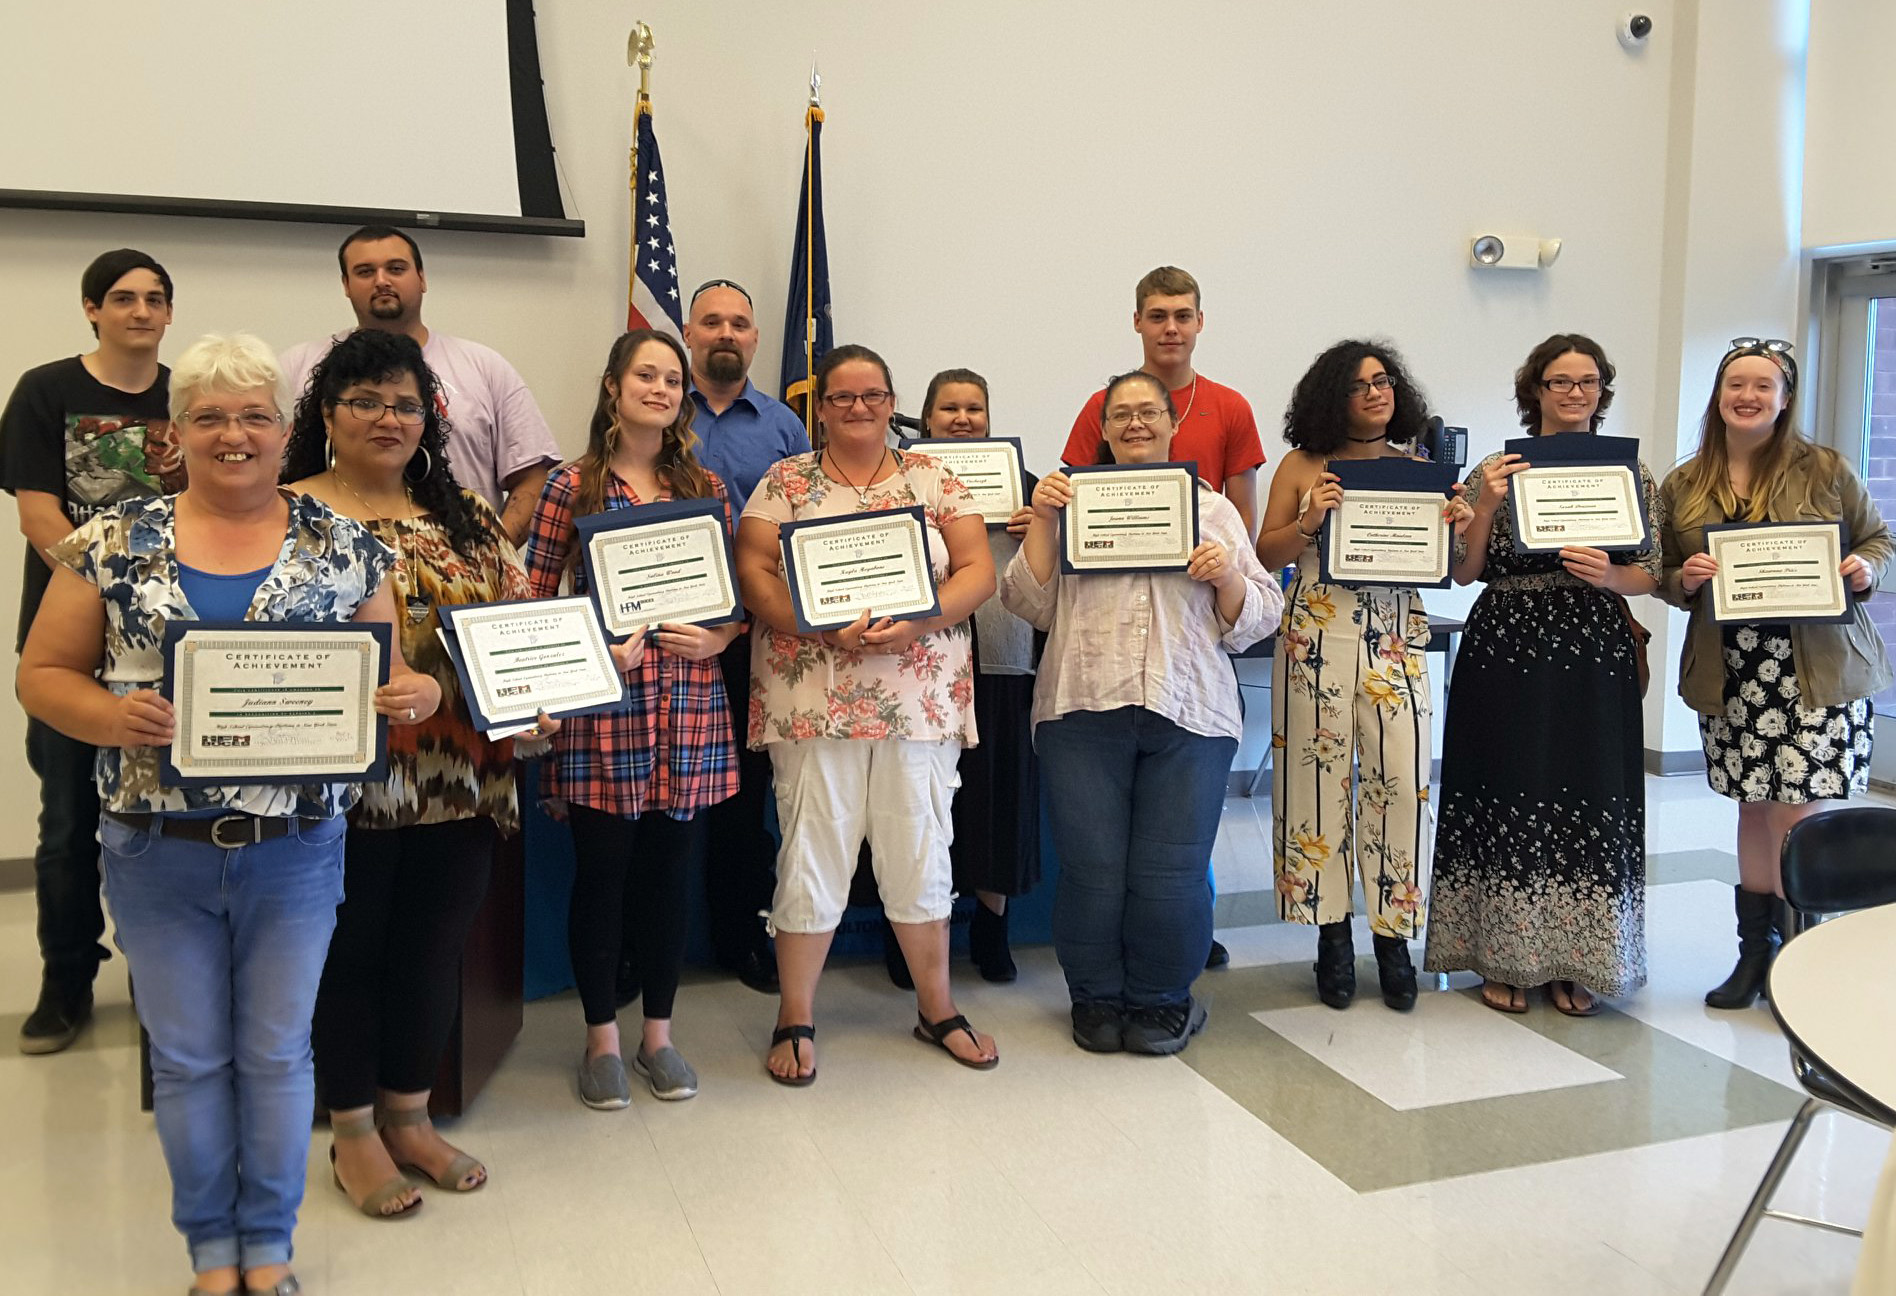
[0,248,180,1054]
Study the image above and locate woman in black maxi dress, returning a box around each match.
[1423,335,1662,1013]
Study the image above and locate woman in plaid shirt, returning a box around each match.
[523,330,741,1110]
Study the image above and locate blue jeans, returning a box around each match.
[101,814,347,1274]
[1037,706,1236,1007]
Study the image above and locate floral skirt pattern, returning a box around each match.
[1700,624,1873,803]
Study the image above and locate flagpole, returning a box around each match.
[627,22,655,331]
[803,60,822,446]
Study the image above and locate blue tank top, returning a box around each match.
[178,562,272,623]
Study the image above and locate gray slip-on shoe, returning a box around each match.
[632,1045,699,1101]
[578,1052,632,1110]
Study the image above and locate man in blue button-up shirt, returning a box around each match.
[684,279,810,994]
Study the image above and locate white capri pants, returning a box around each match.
[766,737,962,934]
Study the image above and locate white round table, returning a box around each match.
[1768,902,1896,1118]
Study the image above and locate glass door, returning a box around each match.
[1817,264,1896,782]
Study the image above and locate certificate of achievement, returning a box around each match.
[161,620,389,786]
[1503,436,1648,552]
[897,437,1026,526]
[439,596,629,732]
[577,499,741,637]
[1060,462,1200,574]
[1319,458,1457,588]
[779,505,942,633]
[1704,520,1852,624]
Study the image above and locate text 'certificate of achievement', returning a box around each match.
[779,505,942,633]
[1060,462,1200,574]
[439,596,628,733]
[898,438,1026,526]
[1704,520,1852,624]
[161,620,389,787]
[1504,434,1649,552]
[577,499,741,637]
[1319,457,1457,588]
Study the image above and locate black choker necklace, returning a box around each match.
[1347,431,1389,444]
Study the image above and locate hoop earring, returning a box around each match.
[326,437,336,473]
[404,445,433,483]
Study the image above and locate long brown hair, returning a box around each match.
[571,331,715,545]
[1672,344,1835,525]
[1512,333,1616,433]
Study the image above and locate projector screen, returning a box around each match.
[0,0,579,237]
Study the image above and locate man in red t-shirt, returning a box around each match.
[1059,266,1266,538]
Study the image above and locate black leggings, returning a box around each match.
[312,816,498,1111]
[568,804,701,1026]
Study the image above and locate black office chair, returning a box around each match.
[1702,806,1896,1295]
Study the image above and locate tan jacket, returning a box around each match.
[1658,441,1893,714]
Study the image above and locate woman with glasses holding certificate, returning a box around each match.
[1004,371,1279,1055]
[1658,339,1890,1010]
[524,330,741,1108]
[16,333,439,1296]
[287,330,549,1219]
[1256,340,1467,1013]
[736,344,998,1083]
[1423,334,1660,1017]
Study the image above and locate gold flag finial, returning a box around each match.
[630,22,654,100]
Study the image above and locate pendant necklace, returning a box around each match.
[825,447,890,508]
[333,468,419,592]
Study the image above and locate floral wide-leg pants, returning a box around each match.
[1270,575,1431,938]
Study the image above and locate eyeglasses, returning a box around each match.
[1347,374,1395,398]
[335,396,427,425]
[1730,337,1793,354]
[185,409,282,433]
[1105,406,1170,429]
[1541,376,1604,394]
[820,389,893,411]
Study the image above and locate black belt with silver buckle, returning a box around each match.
[105,812,315,850]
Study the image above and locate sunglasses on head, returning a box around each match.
[1721,337,1797,392]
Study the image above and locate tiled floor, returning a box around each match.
[1,777,1891,1294]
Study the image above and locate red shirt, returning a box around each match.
[1060,373,1266,491]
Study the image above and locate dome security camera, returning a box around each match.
[1618,13,1654,50]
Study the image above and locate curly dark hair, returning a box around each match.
[283,330,494,558]
[1512,333,1616,433]
[1282,339,1431,456]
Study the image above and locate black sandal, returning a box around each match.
[912,1012,999,1070]
[767,1024,817,1086]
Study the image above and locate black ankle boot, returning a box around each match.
[969,902,1017,983]
[1314,920,1355,1010]
[1372,933,1417,1011]
[881,916,914,991]
[1705,887,1779,1010]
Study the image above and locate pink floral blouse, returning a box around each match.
[740,450,979,749]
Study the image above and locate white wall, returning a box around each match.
[0,0,1815,854]
[1802,0,1892,252]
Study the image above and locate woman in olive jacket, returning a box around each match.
[1659,340,1892,1010]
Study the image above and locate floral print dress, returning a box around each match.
[1701,622,1872,802]
[1422,454,1663,996]
[1270,505,1432,939]
[741,450,977,749]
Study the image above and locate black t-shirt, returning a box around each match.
[0,356,175,651]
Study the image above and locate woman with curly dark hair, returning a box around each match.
[1257,340,1469,1012]
[286,328,552,1219]
[1422,333,1661,1016]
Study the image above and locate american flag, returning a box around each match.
[628,102,682,334]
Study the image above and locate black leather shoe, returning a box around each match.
[1372,933,1417,1011]
[1205,939,1231,970]
[19,980,92,1055]
[1314,921,1355,1010]
[721,949,780,995]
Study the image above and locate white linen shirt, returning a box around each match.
[1001,484,1281,743]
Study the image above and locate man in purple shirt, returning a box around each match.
[279,226,560,544]
[684,279,809,994]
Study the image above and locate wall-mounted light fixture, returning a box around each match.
[1470,234,1562,270]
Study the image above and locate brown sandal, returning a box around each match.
[913,1012,999,1070]
[380,1105,486,1192]
[1479,981,1528,1015]
[1549,980,1603,1017]
[328,1111,421,1220]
